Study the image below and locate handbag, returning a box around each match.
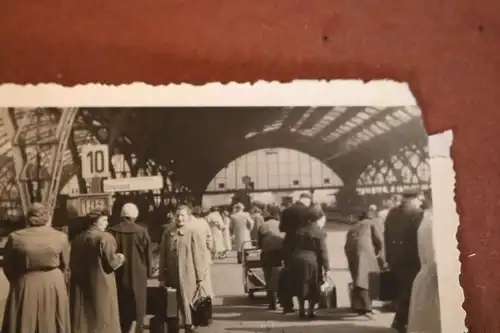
[318,276,337,309]
[191,285,213,327]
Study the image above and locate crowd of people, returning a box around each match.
[0,187,441,333]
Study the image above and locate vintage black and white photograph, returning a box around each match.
[0,82,460,333]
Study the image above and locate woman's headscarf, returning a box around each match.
[27,202,50,227]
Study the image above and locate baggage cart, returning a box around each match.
[241,241,266,299]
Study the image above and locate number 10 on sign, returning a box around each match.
[80,144,110,179]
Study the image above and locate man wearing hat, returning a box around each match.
[384,188,425,333]
[278,192,313,314]
[109,203,153,333]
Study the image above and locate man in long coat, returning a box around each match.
[344,210,385,318]
[384,189,424,333]
[279,192,312,313]
[230,202,254,264]
[70,209,125,333]
[109,203,153,333]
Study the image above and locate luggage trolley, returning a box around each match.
[241,241,267,299]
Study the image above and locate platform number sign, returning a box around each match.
[80,144,110,179]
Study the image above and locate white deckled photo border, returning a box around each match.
[0,80,465,333]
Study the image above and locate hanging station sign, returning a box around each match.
[102,175,164,193]
[66,193,113,217]
[80,144,110,179]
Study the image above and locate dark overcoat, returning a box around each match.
[344,218,384,290]
[284,223,330,300]
[280,202,310,264]
[70,226,124,333]
[384,203,424,272]
[109,220,153,333]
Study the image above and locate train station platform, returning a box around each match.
[148,223,395,333]
[0,224,395,332]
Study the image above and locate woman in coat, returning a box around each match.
[205,206,226,259]
[344,210,386,319]
[407,200,441,333]
[221,208,232,258]
[284,205,330,319]
[2,203,71,333]
[159,205,209,333]
[70,208,125,333]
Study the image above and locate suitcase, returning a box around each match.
[318,277,337,309]
[369,270,396,301]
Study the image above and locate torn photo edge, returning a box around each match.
[0,80,465,332]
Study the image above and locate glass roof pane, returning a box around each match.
[370,124,386,135]
[357,111,371,120]
[405,106,421,116]
[394,109,412,122]
[365,107,379,115]
[291,108,315,130]
[376,121,391,131]
[385,115,402,127]
[262,110,289,133]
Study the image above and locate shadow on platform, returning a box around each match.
[213,304,377,323]
[224,324,393,333]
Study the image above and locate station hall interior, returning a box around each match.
[0,106,430,225]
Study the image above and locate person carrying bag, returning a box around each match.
[191,285,213,327]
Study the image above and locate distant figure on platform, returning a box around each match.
[344,210,386,319]
[257,205,285,309]
[159,205,209,333]
[250,206,265,242]
[109,203,153,333]
[407,194,441,333]
[230,202,254,264]
[368,204,378,219]
[2,203,71,333]
[284,205,330,319]
[70,208,125,333]
[279,192,313,313]
[384,189,424,333]
[221,208,233,257]
[206,206,226,259]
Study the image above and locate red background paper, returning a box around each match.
[0,1,499,332]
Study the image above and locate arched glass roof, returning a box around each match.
[0,106,425,219]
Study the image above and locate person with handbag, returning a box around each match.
[158,205,209,333]
[284,204,330,319]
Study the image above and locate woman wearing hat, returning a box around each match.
[2,203,71,333]
[69,208,125,333]
[283,204,330,319]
